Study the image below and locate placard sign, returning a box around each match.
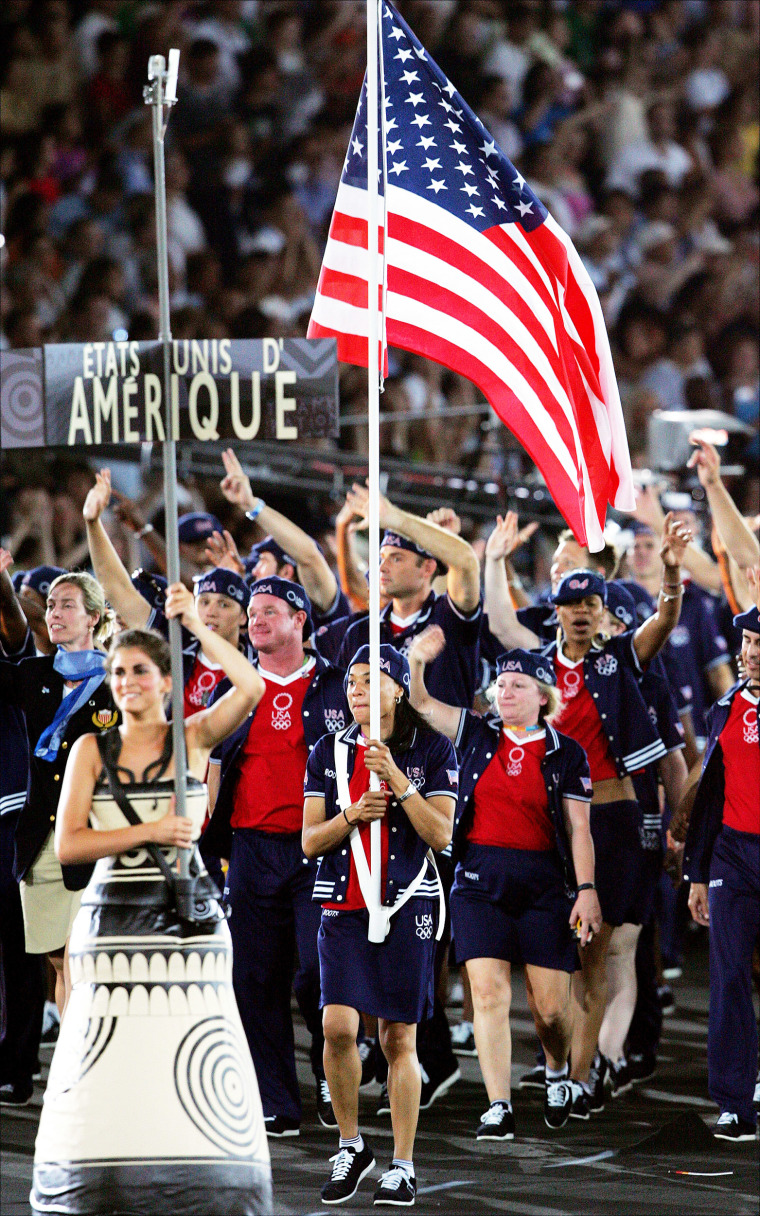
[0,337,338,449]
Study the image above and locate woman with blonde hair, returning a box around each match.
[409,629,601,1139]
[0,567,114,1023]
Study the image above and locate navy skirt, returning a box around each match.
[318,898,437,1024]
[590,800,645,927]
[450,843,577,973]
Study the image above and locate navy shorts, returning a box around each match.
[318,898,437,1024]
[590,800,645,927]
[449,843,578,973]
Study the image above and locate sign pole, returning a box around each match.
[144,51,193,913]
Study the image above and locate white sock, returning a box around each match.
[340,1134,363,1152]
[392,1158,414,1178]
[492,1098,512,1110]
[545,1064,569,1081]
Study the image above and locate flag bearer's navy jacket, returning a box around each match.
[684,679,759,885]
[149,606,255,688]
[539,634,667,777]
[201,650,349,859]
[633,660,685,843]
[304,722,458,907]
[314,591,482,709]
[452,710,591,894]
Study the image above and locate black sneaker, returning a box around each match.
[374,1165,416,1206]
[321,1140,376,1205]
[657,984,676,1016]
[451,1022,477,1056]
[359,1039,377,1090]
[569,1081,590,1120]
[518,1063,547,1090]
[476,1100,515,1140]
[0,1081,34,1107]
[376,1084,391,1116]
[317,1079,338,1129]
[419,1061,461,1110]
[264,1115,300,1137]
[587,1053,608,1112]
[544,1077,572,1129]
[626,1053,656,1083]
[608,1058,633,1098]
[713,1113,757,1142]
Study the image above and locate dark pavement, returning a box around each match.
[3,936,758,1216]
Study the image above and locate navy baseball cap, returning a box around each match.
[248,576,313,637]
[244,536,297,575]
[177,512,223,544]
[551,569,608,606]
[496,649,556,686]
[11,570,25,592]
[734,606,760,634]
[380,530,434,561]
[21,565,67,598]
[194,567,249,607]
[605,581,637,629]
[345,643,411,695]
[131,568,168,612]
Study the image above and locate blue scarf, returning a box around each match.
[35,649,108,762]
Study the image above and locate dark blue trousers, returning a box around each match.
[627,917,663,1061]
[0,813,45,1087]
[708,826,760,1125]
[226,829,324,1124]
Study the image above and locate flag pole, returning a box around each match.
[366,0,384,942]
[144,51,194,917]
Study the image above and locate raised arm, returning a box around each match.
[688,436,760,571]
[0,549,30,653]
[165,583,265,757]
[56,734,193,865]
[484,514,541,650]
[633,514,693,666]
[83,470,151,628]
[407,626,464,742]
[335,493,370,611]
[625,483,722,594]
[351,482,481,613]
[219,448,338,612]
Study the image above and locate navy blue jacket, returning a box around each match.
[632,659,685,843]
[201,650,349,859]
[0,630,35,820]
[683,679,759,884]
[304,722,458,906]
[540,633,667,777]
[452,710,592,894]
[314,590,482,709]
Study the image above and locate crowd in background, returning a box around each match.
[0,0,758,517]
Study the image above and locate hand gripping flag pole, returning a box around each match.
[143,50,195,919]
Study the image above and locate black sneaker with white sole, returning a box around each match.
[608,1058,633,1098]
[451,1022,477,1056]
[586,1053,608,1112]
[476,1100,515,1140]
[374,1165,416,1206]
[0,1081,34,1107]
[626,1052,657,1084]
[264,1115,300,1137]
[419,1061,461,1110]
[376,1083,391,1116]
[568,1081,590,1120]
[359,1039,377,1090]
[518,1063,547,1090]
[321,1140,376,1205]
[713,1112,757,1142]
[544,1078,572,1129]
[317,1079,338,1129]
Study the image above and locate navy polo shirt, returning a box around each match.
[304,722,458,907]
[316,591,482,709]
[660,582,730,737]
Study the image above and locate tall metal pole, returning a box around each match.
[366,0,384,942]
[144,52,193,913]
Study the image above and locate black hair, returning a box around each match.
[385,696,436,755]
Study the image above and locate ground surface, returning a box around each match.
[2,937,758,1216]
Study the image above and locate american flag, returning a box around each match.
[308,2,635,549]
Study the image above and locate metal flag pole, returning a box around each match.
[366,0,384,942]
[144,50,194,917]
